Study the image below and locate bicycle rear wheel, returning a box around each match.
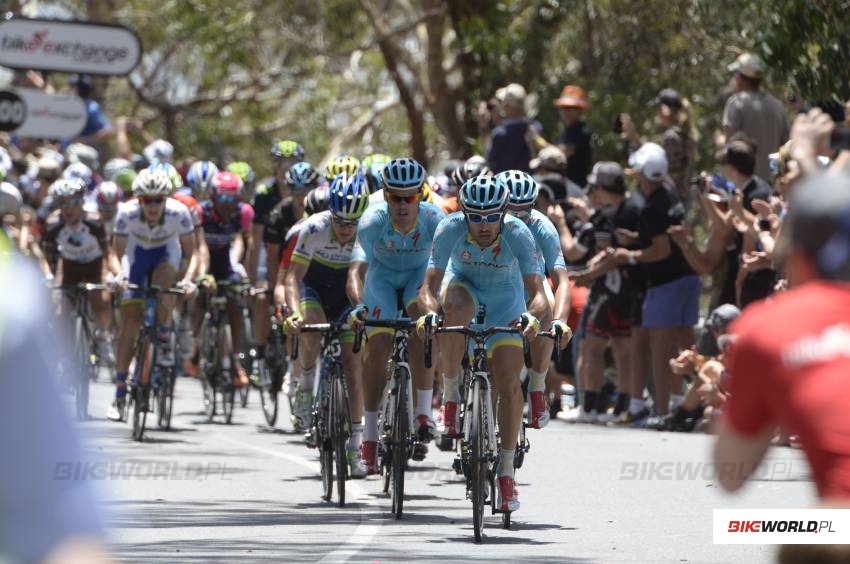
[391,370,409,520]
[470,379,487,543]
[333,366,348,507]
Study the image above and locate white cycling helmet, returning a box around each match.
[132,168,173,197]
[0,182,22,216]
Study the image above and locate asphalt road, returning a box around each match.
[69,376,813,563]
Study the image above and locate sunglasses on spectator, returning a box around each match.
[386,192,418,204]
[140,197,165,206]
[215,194,239,205]
[466,212,503,224]
[332,216,358,227]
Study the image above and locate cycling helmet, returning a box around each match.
[451,155,491,188]
[420,182,432,203]
[48,178,85,201]
[65,142,99,171]
[381,157,425,194]
[362,153,391,194]
[62,162,93,189]
[143,139,174,165]
[103,158,133,181]
[0,182,22,216]
[94,181,122,210]
[187,160,219,196]
[270,139,304,160]
[114,168,137,196]
[361,153,391,170]
[325,155,361,181]
[211,171,244,200]
[497,170,538,210]
[459,175,509,213]
[132,168,173,197]
[227,161,255,186]
[328,173,369,221]
[149,162,184,190]
[285,161,319,191]
[304,187,329,216]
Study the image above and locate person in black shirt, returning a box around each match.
[487,83,542,173]
[553,85,594,188]
[605,144,700,418]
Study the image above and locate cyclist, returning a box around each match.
[247,140,305,377]
[283,173,370,476]
[417,174,549,512]
[39,179,120,363]
[227,161,256,202]
[91,181,123,237]
[361,153,391,194]
[190,171,254,387]
[324,155,361,183]
[103,158,136,198]
[108,169,196,421]
[186,160,219,201]
[347,157,446,474]
[497,170,572,428]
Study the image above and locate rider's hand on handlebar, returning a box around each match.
[550,319,573,349]
[177,278,197,295]
[415,312,439,339]
[519,312,540,342]
[347,304,368,331]
[283,312,303,334]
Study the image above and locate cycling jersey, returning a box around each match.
[353,201,445,328]
[252,179,282,231]
[429,212,540,351]
[172,192,203,228]
[42,218,108,285]
[524,209,567,276]
[200,200,254,281]
[263,196,300,246]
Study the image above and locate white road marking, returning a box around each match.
[213,432,383,563]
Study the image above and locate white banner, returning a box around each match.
[13,88,87,139]
[714,509,850,544]
[0,18,141,75]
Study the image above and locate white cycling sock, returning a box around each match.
[498,449,515,478]
[443,374,461,403]
[528,369,547,393]
[349,423,363,451]
[629,397,645,415]
[416,388,433,419]
[363,410,379,442]
[300,364,316,394]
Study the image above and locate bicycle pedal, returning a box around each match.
[452,457,464,475]
[411,442,428,462]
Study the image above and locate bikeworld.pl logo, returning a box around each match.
[728,520,836,534]
[2,31,131,64]
[53,461,231,482]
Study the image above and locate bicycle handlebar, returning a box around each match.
[290,322,354,361]
[126,284,188,296]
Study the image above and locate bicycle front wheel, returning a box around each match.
[258,360,279,427]
[74,316,91,420]
[157,368,176,430]
[332,366,348,507]
[132,336,154,441]
[391,369,409,520]
[470,378,488,543]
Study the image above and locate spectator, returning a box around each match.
[530,145,584,202]
[486,83,541,173]
[621,88,697,204]
[604,143,699,419]
[67,74,112,149]
[722,52,790,179]
[552,85,593,188]
[715,172,850,537]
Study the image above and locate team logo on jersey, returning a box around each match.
[461,250,471,261]
[412,230,421,247]
[386,240,394,250]
[492,244,501,261]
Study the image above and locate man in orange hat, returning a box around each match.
[553,85,594,188]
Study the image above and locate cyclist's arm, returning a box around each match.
[347,261,368,306]
[417,267,444,317]
[550,268,571,322]
[523,273,548,321]
[246,223,263,284]
[283,260,307,315]
[113,234,128,265]
[265,241,280,288]
[178,232,195,283]
[195,231,210,278]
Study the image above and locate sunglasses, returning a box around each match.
[466,212,503,224]
[332,216,358,227]
[386,192,418,204]
[215,194,239,205]
[140,197,165,206]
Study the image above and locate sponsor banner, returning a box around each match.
[714,509,850,544]
[12,88,87,139]
[0,17,141,75]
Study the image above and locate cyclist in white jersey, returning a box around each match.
[108,169,196,421]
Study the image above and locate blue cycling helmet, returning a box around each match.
[365,162,386,193]
[381,157,425,195]
[459,174,509,213]
[328,173,370,221]
[187,160,219,196]
[497,170,538,211]
[284,161,319,191]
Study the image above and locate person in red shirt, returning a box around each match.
[715,173,850,502]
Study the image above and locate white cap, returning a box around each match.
[629,142,668,182]
[502,83,527,104]
[143,139,174,165]
[0,181,22,216]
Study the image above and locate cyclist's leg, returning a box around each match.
[403,263,436,430]
[492,342,525,511]
[361,270,398,446]
[115,301,142,402]
[438,278,475,435]
[526,282,554,426]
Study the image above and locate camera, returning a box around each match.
[689,175,706,192]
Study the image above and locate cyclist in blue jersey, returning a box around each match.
[283,173,370,476]
[347,158,446,474]
[497,170,573,428]
[417,175,549,512]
